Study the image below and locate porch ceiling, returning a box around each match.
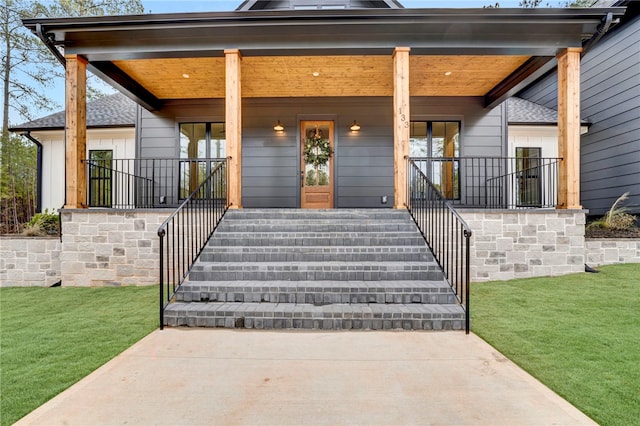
[111,54,531,99]
[24,7,625,109]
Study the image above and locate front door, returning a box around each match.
[301,121,334,208]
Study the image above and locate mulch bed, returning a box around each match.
[585,228,640,239]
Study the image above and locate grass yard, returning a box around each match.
[0,286,157,426]
[472,263,640,426]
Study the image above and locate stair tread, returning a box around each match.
[166,302,464,315]
[181,280,449,289]
[191,261,440,269]
[219,220,412,223]
[201,246,429,251]
[212,231,421,235]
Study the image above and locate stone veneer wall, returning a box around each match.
[60,209,172,286]
[0,236,62,287]
[585,239,640,266]
[4,209,638,287]
[458,210,587,282]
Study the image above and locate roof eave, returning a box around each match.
[9,123,136,132]
[22,7,627,38]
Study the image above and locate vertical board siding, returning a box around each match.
[138,96,504,208]
[519,15,640,215]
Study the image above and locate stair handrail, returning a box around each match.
[157,159,228,329]
[405,157,473,334]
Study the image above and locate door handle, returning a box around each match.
[300,170,304,188]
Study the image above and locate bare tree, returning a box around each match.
[1,0,144,135]
[1,0,143,232]
[1,0,52,137]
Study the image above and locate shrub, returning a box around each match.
[586,192,637,231]
[22,209,60,236]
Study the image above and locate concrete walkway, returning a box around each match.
[16,329,596,426]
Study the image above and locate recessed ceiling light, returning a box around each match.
[182,73,190,79]
[312,71,320,77]
[444,71,452,76]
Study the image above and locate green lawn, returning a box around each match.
[472,263,640,426]
[0,286,158,426]
[2,266,639,426]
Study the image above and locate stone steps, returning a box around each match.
[217,222,417,233]
[175,280,457,305]
[198,246,433,262]
[164,302,465,330]
[164,208,464,331]
[223,209,407,220]
[209,232,426,247]
[189,262,443,282]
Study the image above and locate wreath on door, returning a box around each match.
[303,126,333,186]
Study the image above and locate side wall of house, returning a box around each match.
[138,96,505,208]
[519,14,640,215]
[30,128,136,212]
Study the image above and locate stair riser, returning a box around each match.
[225,211,409,221]
[209,236,426,247]
[217,224,417,233]
[220,219,410,225]
[176,291,457,305]
[198,252,432,262]
[164,315,464,331]
[189,270,444,281]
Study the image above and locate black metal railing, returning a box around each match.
[82,158,227,209]
[406,157,472,334]
[157,160,228,329]
[411,156,560,209]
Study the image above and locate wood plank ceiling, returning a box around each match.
[112,55,530,99]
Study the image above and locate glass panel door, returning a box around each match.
[88,150,113,207]
[516,147,542,207]
[179,123,225,199]
[409,121,460,200]
[301,121,334,209]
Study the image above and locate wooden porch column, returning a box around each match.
[557,47,582,209]
[393,47,411,209]
[64,54,87,209]
[225,49,242,209]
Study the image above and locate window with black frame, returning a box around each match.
[179,123,225,199]
[516,147,542,207]
[410,121,460,200]
[88,150,113,207]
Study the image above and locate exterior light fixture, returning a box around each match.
[273,120,284,132]
[444,71,452,76]
[350,120,361,132]
[182,73,190,79]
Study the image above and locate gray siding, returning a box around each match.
[519,14,640,215]
[138,96,505,208]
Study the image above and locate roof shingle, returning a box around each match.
[10,92,136,131]
[507,97,558,125]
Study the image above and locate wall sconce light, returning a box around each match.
[273,120,284,132]
[350,120,361,132]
